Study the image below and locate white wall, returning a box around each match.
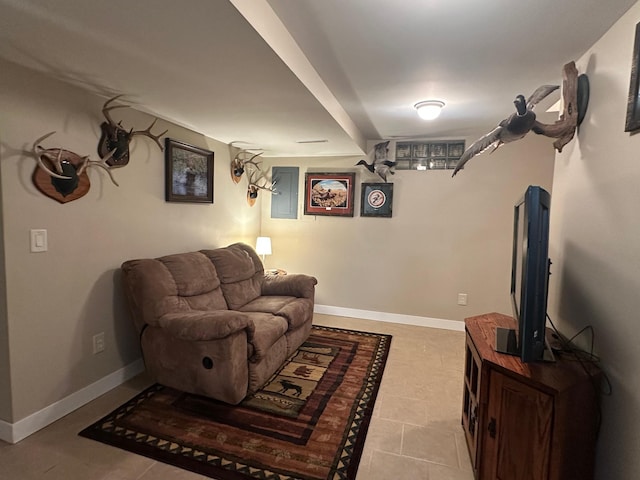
[548,3,640,478]
[0,58,260,424]
[260,133,555,323]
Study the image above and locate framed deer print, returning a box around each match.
[165,138,214,203]
[304,172,355,217]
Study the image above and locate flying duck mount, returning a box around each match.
[452,61,589,176]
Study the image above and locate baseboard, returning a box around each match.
[0,309,460,444]
[0,359,144,444]
[314,304,465,331]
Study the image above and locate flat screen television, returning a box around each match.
[495,185,554,363]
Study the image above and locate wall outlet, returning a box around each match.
[93,332,105,354]
[457,293,468,306]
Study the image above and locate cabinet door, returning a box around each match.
[482,370,553,480]
[462,334,482,473]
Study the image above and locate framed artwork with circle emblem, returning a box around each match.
[361,182,393,217]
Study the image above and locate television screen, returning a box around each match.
[496,185,553,363]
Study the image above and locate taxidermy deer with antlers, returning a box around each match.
[98,95,167,166]
[229,148,277,206]
[246,167,277,207]
[32,132,120,203]
[230,150,262,184]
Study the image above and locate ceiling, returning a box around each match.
[0,0,636,157]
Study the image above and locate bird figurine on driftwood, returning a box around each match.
[452,84,559,177]
[356,141,397,182]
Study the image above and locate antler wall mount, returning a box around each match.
[32,132,119,203]
[229,147,277,206]
[98,95,168,166]
[246,167,277,207]
[230,149,262,184]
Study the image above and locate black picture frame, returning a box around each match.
[361,183,393,217]
[303,172,355,217]
[165,138,214,203]
[625,22,640,132]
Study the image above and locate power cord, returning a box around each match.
[546,313,613,438]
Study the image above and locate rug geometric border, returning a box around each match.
[79,325,392,480]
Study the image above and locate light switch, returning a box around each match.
[30,229,48,253]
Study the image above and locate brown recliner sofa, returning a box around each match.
[121,242,317,404]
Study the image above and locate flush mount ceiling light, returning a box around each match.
[414,100,445,120]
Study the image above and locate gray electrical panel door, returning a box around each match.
[271,166,299,219]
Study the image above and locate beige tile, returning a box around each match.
[0,316,473,480]
[455,431,474,472]
[425,394,465,432]
[361,418,403,455]
[137,462,208,479]
[366,450,429,480]
[377,395,429,426]
[355,448,372,479]
[402,424,459,467]
[429,462,475,480]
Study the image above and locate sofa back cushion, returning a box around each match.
[201,243,263,310]
[121,252,228,332]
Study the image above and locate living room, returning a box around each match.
[1,1,639,479]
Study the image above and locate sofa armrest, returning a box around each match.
[261,274,317,299]
[156,310,255,342]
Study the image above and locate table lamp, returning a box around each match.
[255,236,272,263]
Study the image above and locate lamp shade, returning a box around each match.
[255,236,272,256]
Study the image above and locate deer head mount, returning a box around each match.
[98,95,168,167]
[32,132,119,203]
[230,149,262,184]
[229,148,277,206]
[246,167,277,207]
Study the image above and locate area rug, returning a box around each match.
[79,325,392,480]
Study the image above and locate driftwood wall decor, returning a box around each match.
[531,61,589,152]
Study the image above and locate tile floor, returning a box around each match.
[0,314,474,480]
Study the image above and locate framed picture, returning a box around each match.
[361,182,393,217]
[304,172,355,217]
[625,22,640,132]
[165,138,214,203]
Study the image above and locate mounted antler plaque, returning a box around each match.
[32,132,119,203]
[246,167,277,207]
[98,95,168,166]
[228,148,277,206]
[230,150,262,184]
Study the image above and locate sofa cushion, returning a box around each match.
[159,252,219,294]
[121,252,228,331]
[158,252,228,311]
[240,296,313,329]
[202,244,256,283]
[243,312,288,362]
[201,244,263,309]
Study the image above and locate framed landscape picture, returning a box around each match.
[304,172,355,217]
[165,138,214,203]
[361,182,393,217]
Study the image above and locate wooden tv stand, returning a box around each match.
[462,312,601,480]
